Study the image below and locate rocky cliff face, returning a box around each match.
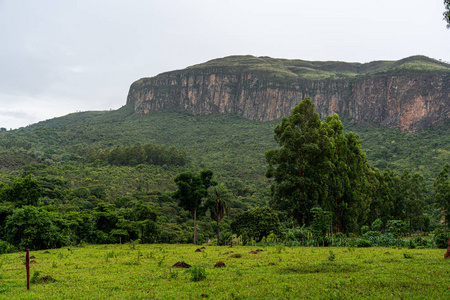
[126,56,450,131]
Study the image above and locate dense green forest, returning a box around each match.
[0,104,448,251]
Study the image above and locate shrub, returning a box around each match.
[386,220,407,237]
[0,240,16,254]
[363,231,381,239]
[334,232,345,238]
[190,266,207,282]
[434,232,450,249]
[375,233,397,247]
[30,271,41,284]
[357,239,372,247]
[361,226,370,235]
[371,218,383,231]
[328,250,336,261]
[413,237,431,247]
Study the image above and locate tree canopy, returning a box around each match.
[231,206,280,242]
[173,169,217,244]
[204,183,232,245]
[435,163,450,227]
[445,0,450,28]
[266,97,376,233]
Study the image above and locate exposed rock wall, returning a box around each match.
[126,68,450,132]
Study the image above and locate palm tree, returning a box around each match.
[205,184,231,245]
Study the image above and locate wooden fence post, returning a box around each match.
[26,249,30,290]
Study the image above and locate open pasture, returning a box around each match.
[1,244,449,299]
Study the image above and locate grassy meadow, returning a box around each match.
[1,244,450,299]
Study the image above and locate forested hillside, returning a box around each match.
[0,104,448,250]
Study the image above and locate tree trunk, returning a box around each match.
[193,208,197,245]
[420,207,423,234]
[216,198,220,245]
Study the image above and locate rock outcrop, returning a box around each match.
[126,55,450,131]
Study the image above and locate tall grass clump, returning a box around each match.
[190,266,207,282]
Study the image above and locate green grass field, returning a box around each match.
[1,244,449,299]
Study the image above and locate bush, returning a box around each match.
[371,218,383,231]
[0,240,16,254]
[361,226,370,235]
[328,250,336,261]
[386,220,407,237]
[434,232,450,249]
[190,266,207,282]
[5,206,68,250]
[363,231,381,239]
[413,236,431,247]
[407,239,416,249]
[357,239,372,247]
[376,233,398,247]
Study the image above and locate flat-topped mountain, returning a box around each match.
[126,55,450,131]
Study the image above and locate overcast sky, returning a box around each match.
[1,0,449,129]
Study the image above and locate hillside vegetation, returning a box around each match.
[0,105,448,247]
[2,105,447,187]
[184,55,450,80]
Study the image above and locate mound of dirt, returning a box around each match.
[172,262,191,268]
[444,238,450,259]
[214,262,226,268]
[249,251,258,254]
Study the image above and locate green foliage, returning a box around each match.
[434,163,450,227]
[371,219,383,231]
[0,240,16,254]
[30,270,41,284]
[173,169,217,244]
[2,175,43,207]
[310,207,332,240]
[344,121,450,190]
[101,143,186,167]
[385,220,408,237]
[5,206,67,250]
[434,232,450,249]
[360,226,370,235]
[231,206,280,242]
[204,183,232,245]
[445,0,450,28]
[357,240,372,248]
[187,55,450,82]
[0,91,447,249]
[403,253,413,259]
[189,265,207,282]
[328,250,336,261]
[266,98,375,232]
[173,169,216,216]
